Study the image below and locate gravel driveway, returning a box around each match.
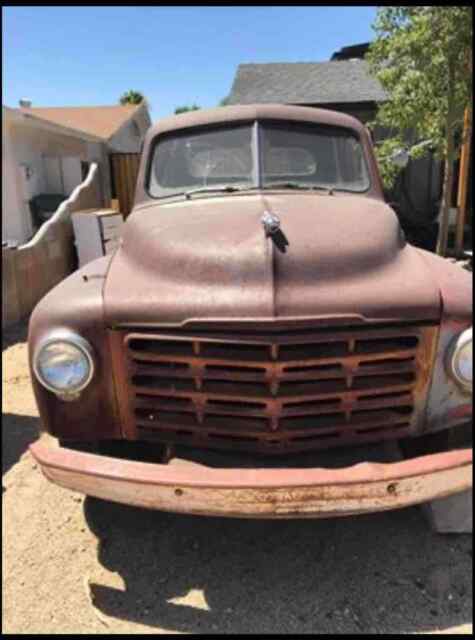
[2,322,472,634]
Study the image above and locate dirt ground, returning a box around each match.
[2,321,473,634]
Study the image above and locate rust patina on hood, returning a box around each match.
[103,192,442,327]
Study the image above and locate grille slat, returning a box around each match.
[128,326,421,346]
[133,390,415,421]
[128,347,419,369]
[130,358,416,383]
[136,409,411,437]
[112,322,437,454]
[130,382,416,405]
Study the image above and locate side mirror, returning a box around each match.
[390,148,410,169]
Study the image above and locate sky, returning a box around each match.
[2,6,378,121]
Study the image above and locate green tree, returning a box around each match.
[174,104,201,114]
[218,95,231,107]
[367,6,472,255]
[119,90,145,105]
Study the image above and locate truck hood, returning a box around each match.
[103,192,441,326]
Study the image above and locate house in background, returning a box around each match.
[22,101,151,154]
[227,48,386,125]
[226,45,457,249]
[2,101,151,245]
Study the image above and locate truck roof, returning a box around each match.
[146,103,366,138]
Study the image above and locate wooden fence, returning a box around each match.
[2,163,104,328]
[110,153,141,217]
[2,221,75,327]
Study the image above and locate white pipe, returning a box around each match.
[20,162,98,250]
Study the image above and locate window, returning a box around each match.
[147,120,370,198]
[261,122,370,192]
[149,124,254,198]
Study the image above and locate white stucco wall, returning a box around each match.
[80,140,111,204]
[2,106,150,244]
[2,120,28,244]
[2,112,109,244]
[108,105,152,153]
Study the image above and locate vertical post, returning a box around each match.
[251,121,262,189]
[436,62,456,257]
[455,107,472,257]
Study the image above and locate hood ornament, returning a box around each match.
[261,210,289,253]
[261,211,281,236]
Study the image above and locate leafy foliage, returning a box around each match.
[367,6,472,254]
[174,104,201,114]
[367,6,472,184]
[119,90,145,106]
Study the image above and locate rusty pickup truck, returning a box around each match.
[28,105,472,527]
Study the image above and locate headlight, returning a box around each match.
[449,327,472,391]
[33,331,94,398]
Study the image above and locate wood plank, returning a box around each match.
[127,154,135,215]
[119,156,127,215]
[455,107,472,256]
[122,155,128,215]
[110,153,143,218]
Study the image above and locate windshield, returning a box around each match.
[261,121,370,192]
[148,120,370,198]
[149,124,254,198]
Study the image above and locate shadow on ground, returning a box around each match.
[2,322,38,477]
[2,322,28,351]
[84,497,472,634]
[2,413,39,476]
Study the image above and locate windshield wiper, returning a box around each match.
[183,182,335,199]
[264,182,334,194]
[184,185,248,199]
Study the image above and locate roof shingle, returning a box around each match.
[17,104,142,140]
[227,60,387,106]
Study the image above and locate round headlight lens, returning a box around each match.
[34,334,94,395]
[450,328,472,390]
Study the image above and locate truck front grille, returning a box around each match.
[110,322,438,454]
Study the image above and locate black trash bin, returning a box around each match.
[29,193,66,229]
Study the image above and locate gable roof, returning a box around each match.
[3,104,103,142]
[16,104,144,141]
[227,60,387,106]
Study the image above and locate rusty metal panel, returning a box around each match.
[109,330,138,439]
[425,318,473,432]
[109,322,439,454]
[103,192,443,327]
